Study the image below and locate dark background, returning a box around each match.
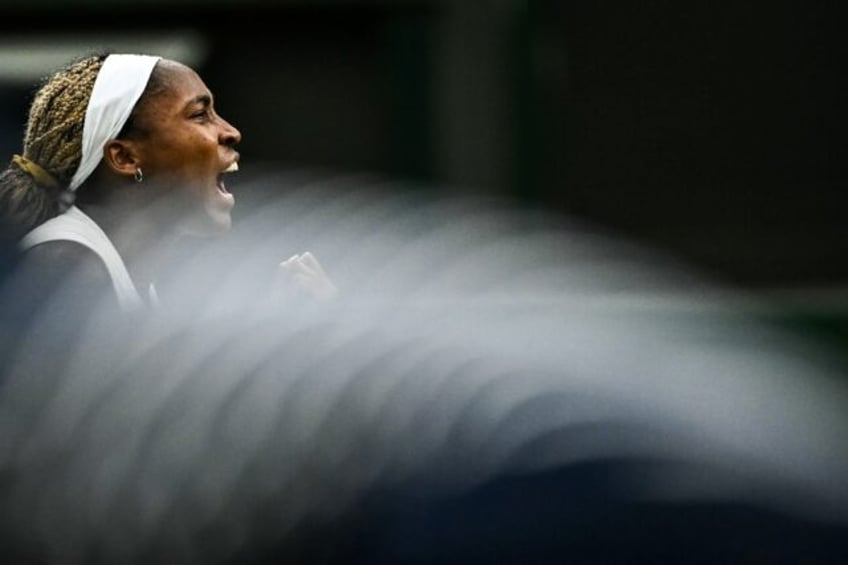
[1,0,846,290]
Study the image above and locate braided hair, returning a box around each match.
[0,55,105,237]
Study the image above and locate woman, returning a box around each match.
[0,53,334,313]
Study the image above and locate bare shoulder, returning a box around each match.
[0,240,122,342]
[17,240,110,285]
[8,241,115,314]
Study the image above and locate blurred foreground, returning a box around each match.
[1,170,847,563]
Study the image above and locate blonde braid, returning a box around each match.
[0,55,105,236]
[24,55,105,185]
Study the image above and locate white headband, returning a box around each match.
[69,54,161,191]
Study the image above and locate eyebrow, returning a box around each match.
[184,93,212,110]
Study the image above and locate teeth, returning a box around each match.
[223,162,239,173]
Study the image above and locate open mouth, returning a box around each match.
[217,161,239,195]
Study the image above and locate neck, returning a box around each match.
[76,192,181,292]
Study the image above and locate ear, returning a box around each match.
[102,140,141,178]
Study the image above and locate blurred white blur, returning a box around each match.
[1,169,847,563]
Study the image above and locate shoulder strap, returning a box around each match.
[19,206,145,311]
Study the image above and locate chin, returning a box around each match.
[179,208,233,237]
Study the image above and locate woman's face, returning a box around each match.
[130,60,242,235]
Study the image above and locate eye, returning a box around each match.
[190,108,211,121]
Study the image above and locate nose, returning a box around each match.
[219,116,242,147]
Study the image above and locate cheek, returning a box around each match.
[186,133,220,167]
[151,131,219,182]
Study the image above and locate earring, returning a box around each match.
[134,168,144,183]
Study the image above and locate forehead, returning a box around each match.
[144,60,211,112]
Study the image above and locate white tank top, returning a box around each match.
[19,206,147,311]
